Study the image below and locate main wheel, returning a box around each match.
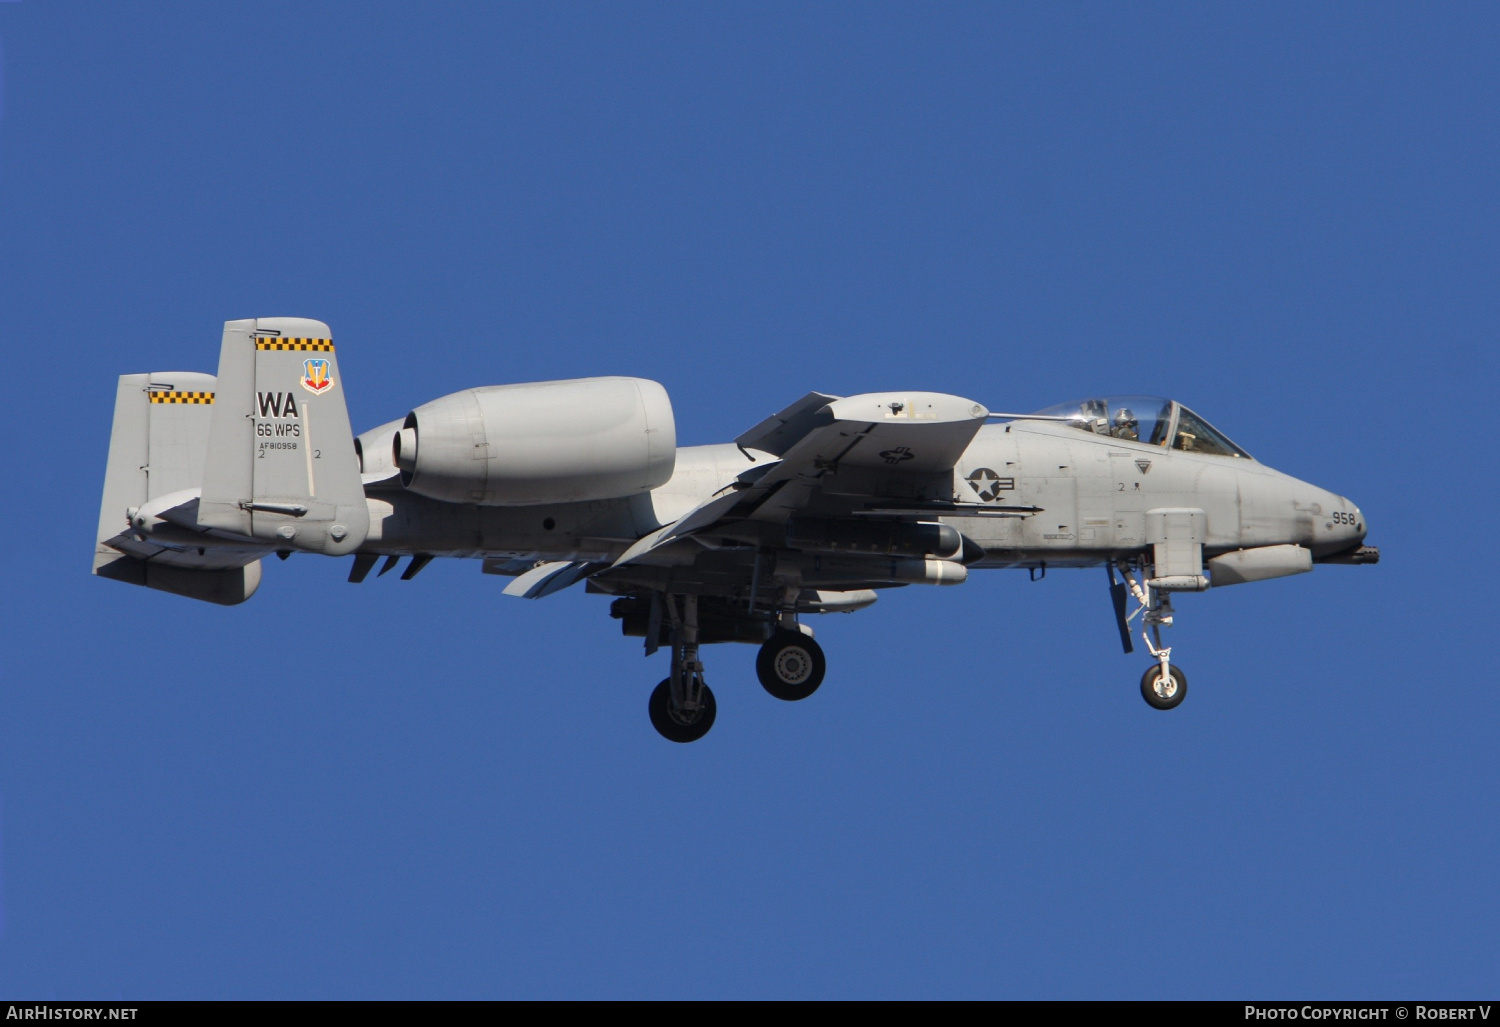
[1140,663,1187,710]
[648,678,717,742]
[756,631,826,702]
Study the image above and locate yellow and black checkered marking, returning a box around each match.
[149,391,215,404]
[255,337,335,351]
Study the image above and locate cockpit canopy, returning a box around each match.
[1031,396,1252,459]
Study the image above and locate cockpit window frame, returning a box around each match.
[1158,402,1181,450]
[1170,404,1253,460]
[1027,397,1254,461]
[1030,396,1176,449]
[1151,400,1178,448]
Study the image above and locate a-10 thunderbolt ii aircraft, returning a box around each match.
[95,318,1378,742]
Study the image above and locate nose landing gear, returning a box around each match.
[1119,563,1189,711]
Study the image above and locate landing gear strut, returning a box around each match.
[1120,564,1188,711]
[647,594,717,742]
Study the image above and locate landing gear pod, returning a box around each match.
[1207,544,1313,586]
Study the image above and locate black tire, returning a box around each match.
[756,631,826,702]
[648,678,717,742]
[1140,663,1188,710]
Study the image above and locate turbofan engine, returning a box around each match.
[392,377,676,505]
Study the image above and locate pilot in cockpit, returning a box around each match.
[1110,406,1139,441]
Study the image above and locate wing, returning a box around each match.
[502,559,609,599]
[606,390,998,571]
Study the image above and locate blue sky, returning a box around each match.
[1,2,1496,998]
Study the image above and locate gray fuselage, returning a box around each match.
[360,418,1367,578]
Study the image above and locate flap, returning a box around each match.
[502,560,599,599]
[611,487,747,568]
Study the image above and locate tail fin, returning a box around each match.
[198,318,368,555]
[93,370,265,605]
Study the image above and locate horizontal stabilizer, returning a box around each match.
[94,553,262,606]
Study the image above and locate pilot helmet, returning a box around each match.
[1113,406,1138,428]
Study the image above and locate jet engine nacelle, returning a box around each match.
[393,377,676,506]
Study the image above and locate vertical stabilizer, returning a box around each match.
[95,373,151,561]
[198,318,369,555]
[93,369,265,605]
[94,369,219,560]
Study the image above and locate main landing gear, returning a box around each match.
[1114,563,1189,711]
[649,677,716,743]
[756,630,826,702]
[642,594,828,742]
[648,594,717,743]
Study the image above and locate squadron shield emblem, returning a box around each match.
[301,358,334,395]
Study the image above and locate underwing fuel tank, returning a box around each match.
[393,377,676,506]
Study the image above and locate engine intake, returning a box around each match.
[394,377,676,506]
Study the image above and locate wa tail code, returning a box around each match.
[257,391,301,418]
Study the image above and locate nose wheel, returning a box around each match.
[1140,663,1187,710]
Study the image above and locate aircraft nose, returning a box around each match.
[1328,495,1366,542]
